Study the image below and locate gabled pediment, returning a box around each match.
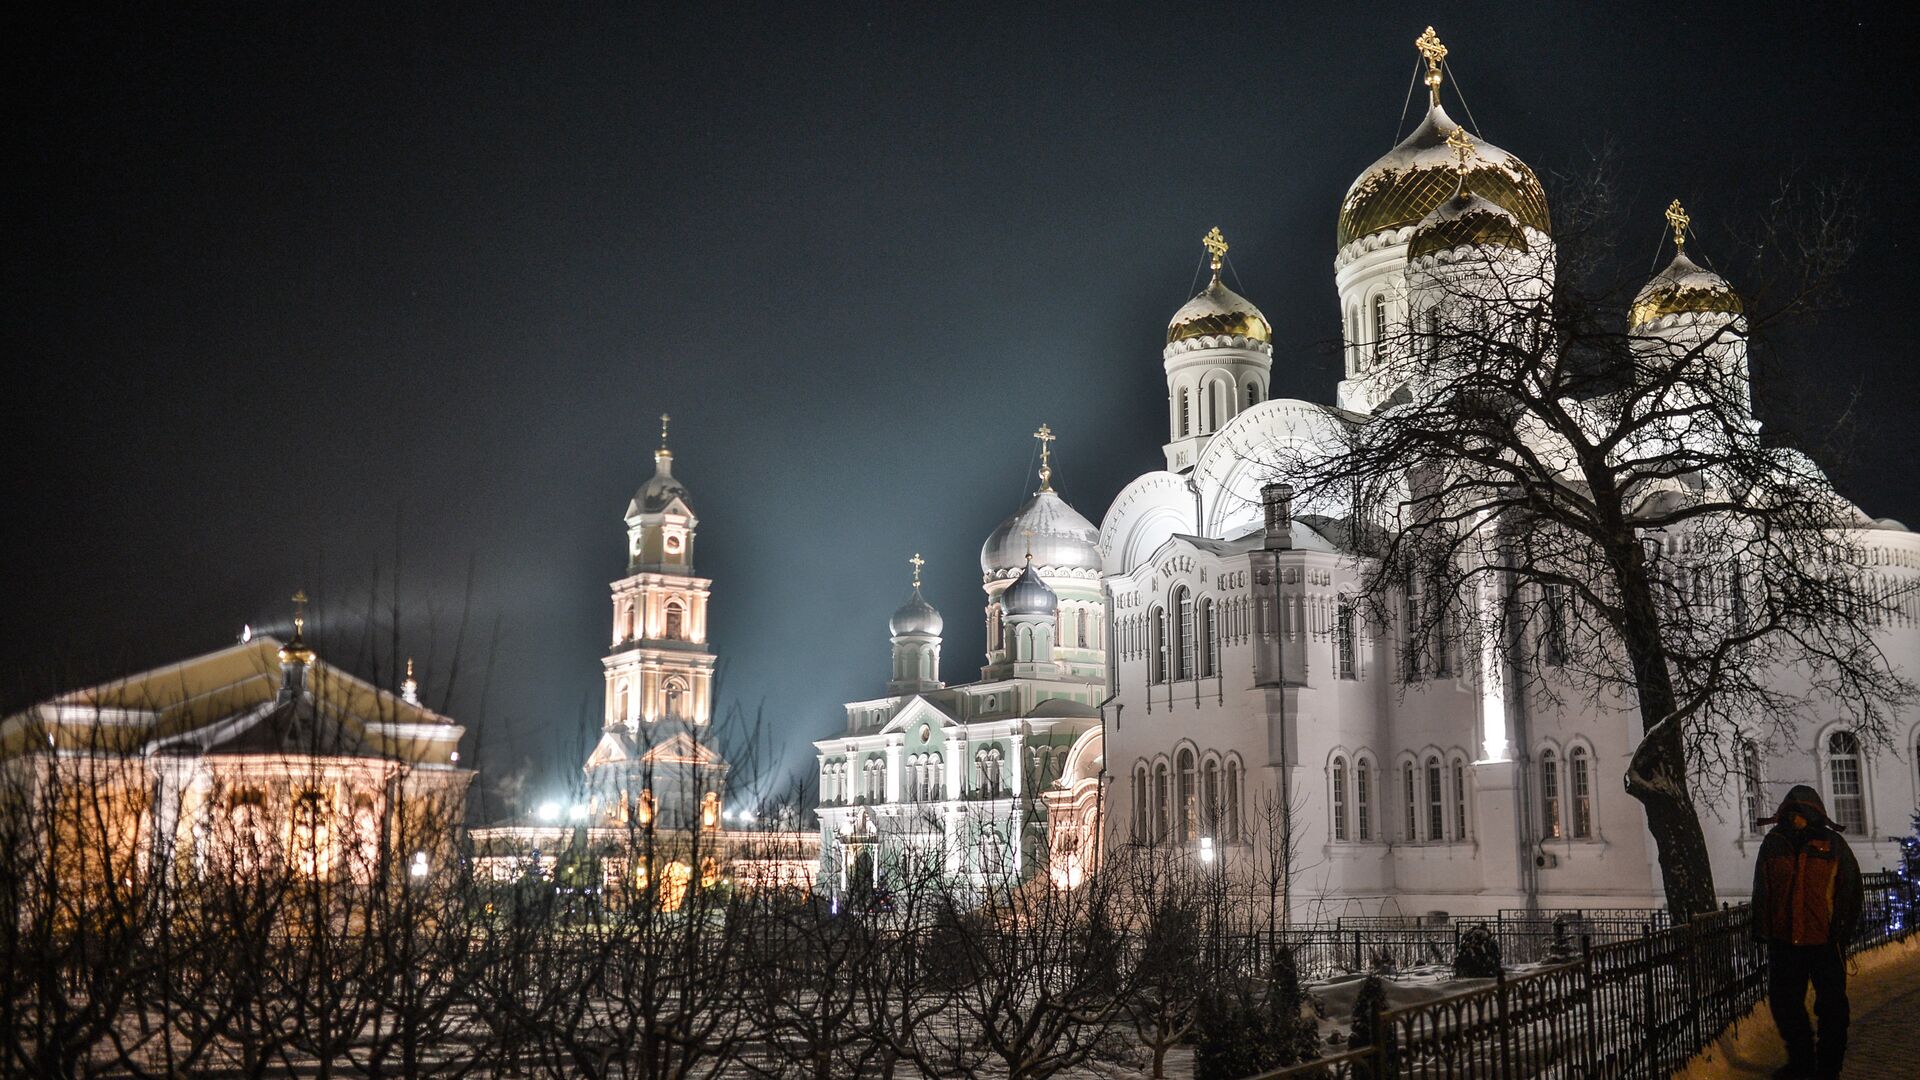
[637,729,729,769]
[878,695,958,736]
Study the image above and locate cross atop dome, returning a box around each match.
[1203,227,1228,280]
[1034,423,1056,492]
[909,552,925,588]
[1665,199,1691,250]
[659,413,671,450]
[279,589,316,666]
[1416,27,1448,106]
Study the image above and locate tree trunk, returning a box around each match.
[1615,547,1718,922]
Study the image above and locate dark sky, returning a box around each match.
[9,3,1914,813]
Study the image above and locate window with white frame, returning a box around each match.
[1826,731,1866,834]
[1133,765,1149,840]
[1175,588,1195,681]
[1177,748,1197,842]
[1337,600,1357,679]
[1739,738,1764,833]
[1452,756,1468,841]
[1332,757,1349,842]
[1355,758,1373,841]
[1403,762,1417,841]
[1569,747,1593,839]
[1541,749,1562,839]
[1154,762,1170,841]
[1203,757,1220,838]
[1426,756,1444,841]
[1226,758,1242,843]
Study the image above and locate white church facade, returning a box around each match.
[812,30,1920,917]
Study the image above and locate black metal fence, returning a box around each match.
[1249,872,1917,1079]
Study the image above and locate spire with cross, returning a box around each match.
[1033,423,1056,492]
[1665,199,1690,251]
[909,552,925,589]
[659,413,671,450]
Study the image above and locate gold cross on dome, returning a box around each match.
[1445,126,1475,175]
[1033,423,1056,491]
[909,552,925,587]
[1665,199,1690,250]
[659,413,671,449]
[1416,27,1448,104]
[291,590,309,638]
[1202,227,1229,275]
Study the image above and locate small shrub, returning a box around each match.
[1453,922,1501,979]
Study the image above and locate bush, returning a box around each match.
[1453,922,1501,979]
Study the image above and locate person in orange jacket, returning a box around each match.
[1751,784,1864,1080]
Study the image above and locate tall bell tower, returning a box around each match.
[587,414,726,829]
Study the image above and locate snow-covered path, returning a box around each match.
[1676,936,1920,1079]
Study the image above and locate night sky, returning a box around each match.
[10,3,1914,814]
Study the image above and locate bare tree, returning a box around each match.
[1285,164,1912,919]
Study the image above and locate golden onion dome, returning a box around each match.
[1629,251,1743,331]
[1407,189,1530,261]
[1166,278,1272,346]
[1338,103,1550,250]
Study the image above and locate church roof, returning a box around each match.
[6,637,461,765]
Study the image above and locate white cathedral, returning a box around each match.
[812,30,1920,916]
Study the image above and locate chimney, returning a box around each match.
[1262,482,1294,550]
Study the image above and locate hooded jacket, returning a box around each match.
[1751,785,1863,947]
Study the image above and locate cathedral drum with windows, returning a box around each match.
[1090,29,1920,920]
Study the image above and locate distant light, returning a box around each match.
[723,809,737,822]
[536,800,561,822]
[1199,836,1216,864]
[410,851,429,878]
[449,751,460,763]
[240,624,253,643]
[568,802,590,822]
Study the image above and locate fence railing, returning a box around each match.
[1249,873,1917,1079]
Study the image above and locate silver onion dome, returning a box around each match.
[889,585,943,637]
[1000,562,1058,617]
[979,489,1102,576]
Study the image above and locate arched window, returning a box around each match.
[1148,608,1167,683]
[1153,762,1170,841]
[1347,307,1360,368]
[1425,756,1444,841]
[1226,758,1242,842]
[1372,294,1389,361]
[1332,757,1349,842]
[1540,749,1562,839]
[1739,738,1764,833]
[1208,381,1223,432]
[1077,609,1088,648]
[1402,762,1417,841]
[1826,731,1865,834]
[1175,588,1195,681]
[663,676,689,723]
[1203,757,1221,837]
[1569,747,1593,838]
[1179,389,1191,437]
[1177,748,1197,842]
[624,604,636,642]
[1355,757,1372,841]
[1199,597,1218,677]
[1247,381,1261,407]
[665,601,685,641]
[1133,765,1150,840]
[1452,756,1468,841]
[1336,600,1356,679]
[616,684,630,726]
[979,826,1004,877]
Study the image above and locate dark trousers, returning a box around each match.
[1767,942,1849,1076]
